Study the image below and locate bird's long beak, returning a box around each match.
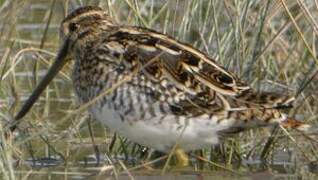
[10,38,71,132]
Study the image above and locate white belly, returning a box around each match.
[75,73,237,152]
[90,103,236,152]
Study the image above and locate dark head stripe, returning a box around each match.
[63,6,104,23]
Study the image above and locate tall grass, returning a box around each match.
[0,0,317,179]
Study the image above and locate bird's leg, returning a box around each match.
[174,147,189,167]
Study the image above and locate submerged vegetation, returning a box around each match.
[0,0,318,179]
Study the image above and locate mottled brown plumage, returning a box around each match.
[13,6,308,152]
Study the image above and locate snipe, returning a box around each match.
[12,6,308,166]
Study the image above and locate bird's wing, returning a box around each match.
[93,26,308,131]
[106,26,250,95]
[96,26,255,116]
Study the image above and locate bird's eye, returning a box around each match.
[69,23,79,32]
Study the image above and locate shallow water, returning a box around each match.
[1,0,317,179]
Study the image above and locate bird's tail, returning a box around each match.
[258,93,310,131]
[258,94,310,131]
[280,117,311,131]
[237,90,310,131]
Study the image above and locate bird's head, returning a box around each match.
[60,6,117,49]
[11,6,113,131]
